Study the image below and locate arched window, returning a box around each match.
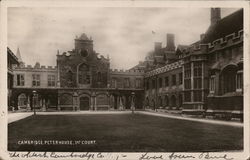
[78,63,90,84]
[18,93,27,107]
[220,65,237,94]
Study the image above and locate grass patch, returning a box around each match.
[8,113,243,152]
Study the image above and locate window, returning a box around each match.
[78,64,90,84]
[194,62,202,77]
[194,62,202,89]
[32,74,40,86]
[209,75,215,93]
[152,79,156,89]
[165,77,169,87]
[172,75,176,86]
[16,74,25,86]
[124,78,130,88]
[184,79,191,89]
[135,78,141,88]
[97,72,101,82]
[111,78,117,88]
[179,73,183,85]
[184,64,191,78]
[48,75,56,87]
[193,91,202,102]
[158,78,162,88]
[236,71,243,90]
[184,91,191,102]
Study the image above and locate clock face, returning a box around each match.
[79,49,89,57]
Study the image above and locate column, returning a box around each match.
[119,96,123,110]
[94,96,97,111]
[42,98,46,111]
[26,95,31,111]
[57,95,61,111]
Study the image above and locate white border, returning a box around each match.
[0,1,249,160]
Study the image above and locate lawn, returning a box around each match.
[8,113,243,152]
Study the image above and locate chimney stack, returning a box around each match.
[211,8,221,25]
[154,42,162,52]
[166,33,175,51]
[200,33,205,40]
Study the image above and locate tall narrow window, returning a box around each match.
[172,74,176,86]
[194,62,202,89]
[136,78,142,88]
[16,74,25,86]
[179,72,183,85]
[125,78,130,88]
[184,63,191,89]
[165,77,169,87]
[78,64,90,84]
[158,78,162,88]
[32,74,40,86]
[112,78,117,88]
[48,75,56,87]
[209,75,215,93]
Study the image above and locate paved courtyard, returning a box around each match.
[8,112,243,152]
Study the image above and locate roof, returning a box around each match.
[202,9,243,43]
[176,45,189,52]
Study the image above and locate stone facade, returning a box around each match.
[10,8,244,120]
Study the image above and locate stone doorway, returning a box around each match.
[80,97,90,110]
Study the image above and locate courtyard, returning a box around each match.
[8,112,243,152]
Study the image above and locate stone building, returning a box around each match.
[7,47,19,110]
[11,33,144,111]
[10,8,243,120]
[143,8,243,120]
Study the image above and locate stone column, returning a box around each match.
[94,96,97,111]
[42,98,46,111]
[26,95,31,111]
[57,95,61,111]
[191,62,194,102]
[119,96,123,110]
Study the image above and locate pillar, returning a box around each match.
[94,96,97,111]
[119,96,124,110]
[57,95,61,111]
[26,95,31,111]
[42,98,46,111]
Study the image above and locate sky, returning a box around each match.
[8,7,239,69]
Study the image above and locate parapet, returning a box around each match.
[187,29,243,54]
[14,64,57,71]
[145,60,183,78]
[110,68,145,75]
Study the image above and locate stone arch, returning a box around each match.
[18,93,27,109]
[220,64,237,94]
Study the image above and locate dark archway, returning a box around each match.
[79,96,90,110]
[170,95,176,109]
[220,65,237,94]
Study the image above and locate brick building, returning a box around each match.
[10,8,243,120]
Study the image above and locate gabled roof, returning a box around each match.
[202,9,243,43]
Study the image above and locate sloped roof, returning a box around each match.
[202,9,243,43]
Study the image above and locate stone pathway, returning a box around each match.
[138,111,243,127]
[8,112,33,124]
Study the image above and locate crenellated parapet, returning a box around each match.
[145,60,183,78]
[185,29,243,55]
[109,69,144,75]
[14,64,57,71]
